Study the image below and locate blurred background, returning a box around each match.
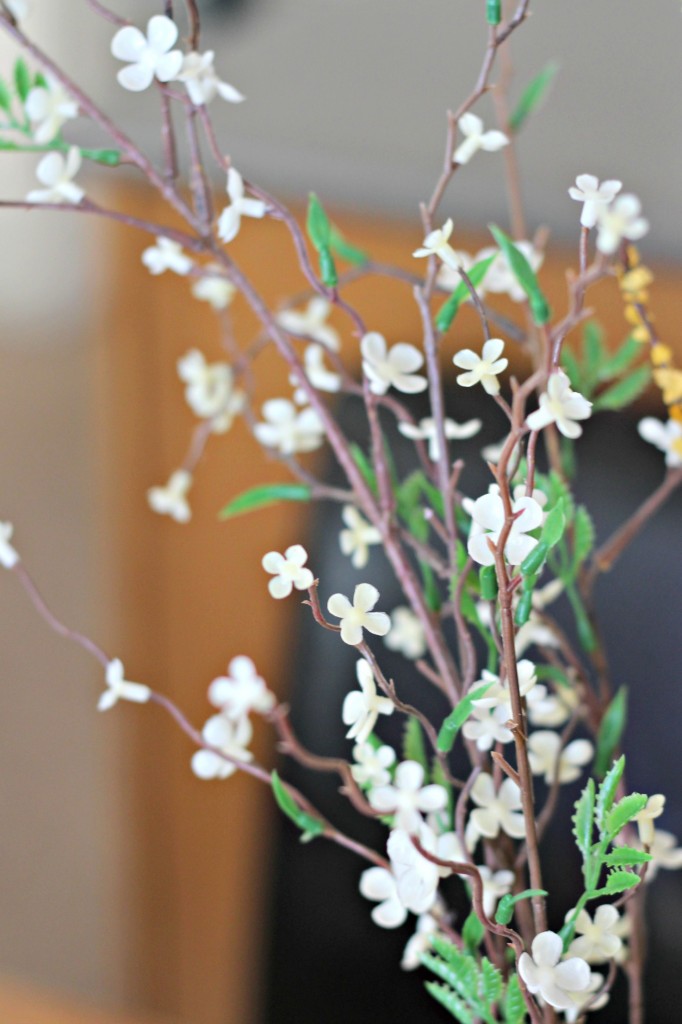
[0,1,680,1022]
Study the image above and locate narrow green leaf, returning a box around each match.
[598,334,641,381]
[329,225,368,266]
[503,975,526,1024]
[437,682,494,752]
[520,540,549,576]
[349,443,378,497]
[605,793,648,839]
[422,952,478,1004]
[462,911,485,952]
[535,665,573,687]
[81,146,121,166]
[425,982,475,1024]
[219,483,311,520]
[318,245,338,288]
[489,224,550,324]
[481,958,503,1006]
[495,889,547,926]
[33,71,47,88]
[0,78,12,113]
[14,57,31,102]
[509,61,559,133]
[582,321,605,393]
[435,254,496,332]
[593,365,651,411]
[604,846,652,868]
[541,500,566,548]
[271,770,325,839]
[572,505,595,571]
[572,778,595,872]
[596,756,625,832]
[403,717,428,771]
[306,192,331,249]
[594,687,628,779]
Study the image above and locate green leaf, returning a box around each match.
[271,770,324,840]
[81,146,121,166]
[572,504,595,571]
[509,61,559,133]
[593,365,651,411]
[14,57,31,102]
[605,793,648,839]
[0,78,12,113]
[541,500,566,548]
[479,565,498,601]
[604,846,652,868]
[437,681,494,752]
[435,254,496,332]
[318,245,338,288]
[572,778,595,874]
[520,540,549,576]
[486,0,502,25]
[603,869,641,894]
[598,334,641,381]
[489,224,550,325]
[582,321,605,393]
[535,665,573,688]
[596,756,625,832]
[306,192,331,249]
[219,483,311,520]
[503,975,526,1024]
[594,687,628,779]
[329,225,368,266]
[349,443,378,497]
[403,717,428,771]
[425,982,475,1024]
[461,911,485,952]
[33,71,47,88]
[495,889,547,926]
[422,952,478,1005]
[481,958,503,1006]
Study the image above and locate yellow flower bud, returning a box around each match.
[651,343,673,368]
[654,368,682,406]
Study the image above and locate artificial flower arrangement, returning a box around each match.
[1,1,681,1022]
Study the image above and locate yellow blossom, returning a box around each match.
[651,343,673,368]
[623,304,650,343]
[653,368,682,406]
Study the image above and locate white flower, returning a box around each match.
[359,866,407,928]
[0,522,20,569]
[478,866,515,917]
[328,584,391,646]
[595,194,649,255]
[401,913,439,970]
[98,658,151,712]
[526,683,577,728]
[384,606,427,660]
[369,761,448,832]
[526,370,592,439]
[388,824,440,914]
[633,794,666,846]
[515,579,565,658]
[191,267,236,310]
[568,174,623,229]
[527,731,594,785]
[638,417,682,468]
[25,75,78,144]
[27,147,84,205]
[277,297,340,351]
[262,544,314,599]
[413,218,460,271]
[147,469,192,523]
[518,932,591,1012]
[453,338,508,396]
[643,829,682,881]
[111,16,183,92]
[253,399,324,455]
[469,773,526,840]
[462,703,514,751]
[177,349,243,431]
[208,655,274,719]
[481,435,521,468]
[568,905,624,964]
[436,250,477,293]
[4,1,29,23]
[476,243,544,303]
[142,237,192,276]
[339,505,381,569]
[177,50,244,106]
[398,416,482,462]
[467,491,544,567]
[217,168,267,243]
[191,713,252,780]
[563,972,609,1023]
[453,112,508,165]
[472,660,538,712]
[341,658,394,742]
[295,344,341,397]
[360,332,427,396]
[351,742,396,788]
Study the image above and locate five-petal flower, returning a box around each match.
[351,742,396,788]
[262,544,314,598]
[111,16,184,92]
[568,905,624,963]
[453,338,508,395]
[526,370,592,439]
[328,583,391,646]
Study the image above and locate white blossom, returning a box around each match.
[638,417,682,468]
[191,713,252,779]
[472,659,538,712]
[413,218,460,271]
[111,16,183,92]
[294,344,341,397]
[98,658,151,712]
[526,370,592,439]
[384,606,427,660]
[401,913,439,970]
[467,491,543,567]
[398,416,482,462]
[277,297,340,351]
[476,242,544,303]
[339,505,381,569]
[142,237,192,276]
[217,168,267,243]
[453,338,508,396]
[568,174,623,229]
[208,655,274,719]
[642,829,682,881]
[462,703,514,751]
[191,267,236,310]
[177,50,244,106]
[177,349,243,432]
[595,194,649,255]
[469,773,526,840]
[478,866,515,918]
[369,761,448,832]
[262,544,314,599]
[436,250,478,294]
[360,332,427,396]
[341,658,394,742]
[351,742,396,788]
[328,584,391,646]
[515,579,565,658]
[27,147,84,205]
[453,112,508,165]
[568,905,624,964]
[518,931,591,1011]
[388,824,440,914]
[253,399,324,455]
[633,794,666,846]
[0,522,19,568]
[526,682,577,728]
[563,972,609,1023]
[527,731,594,785]
[25,75,78,144]
[147,469,192,523]
[359,866,407,928]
